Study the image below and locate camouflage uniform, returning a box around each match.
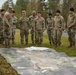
[35,17,45,45]
[46,17,54,45]
[12,16,17,44]
[53,15,64,46]
[0,15,4,44]
[67,13,76,47]
[4,12,12,47]
[29,15,37,44]
[19,17,29,45]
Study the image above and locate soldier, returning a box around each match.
[29,11,37,44]
[19,9,29,45]
[46,13,54,45]
[67,7,76,47]
[11,10,17,44]
[0,9,5,45]
[4,6,13,48]
[35,12,45,45]
[53,10,64,46]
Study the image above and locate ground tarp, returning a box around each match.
[0,47,76,75]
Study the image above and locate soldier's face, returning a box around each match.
[56,13,60,16]
[33,13,36,16]
[69,11,73,14]
[1,11,5,15]
[9,8,12,13]
[22,10,26,16]
[12,13,15,16]
[38,13,41,17]
[49,15,52,18]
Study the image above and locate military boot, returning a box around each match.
[26,39,28,45]
[5,39,10,48]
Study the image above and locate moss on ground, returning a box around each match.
[0,54,19,75]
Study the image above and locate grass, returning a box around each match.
[13,29,76,56]
[0,29,76,75]
[0,54,19,75]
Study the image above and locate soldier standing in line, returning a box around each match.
[4,6,13,48]
[29,11,37,44]
[46,13,54,45]
[0,9,6,45]
[11,10,17,44]
[35,12,45,45]
[19,9,30,45]
[53,10,65,47]
[67,7,76,47]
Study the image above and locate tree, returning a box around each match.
[26,0,37,15]
[38,0,45,11]
[48,0,60,15]
[16,0,29,10]
[62,0,74,22]
[13,0,29,17]
[26,0,46,16]
[2,0,14,10]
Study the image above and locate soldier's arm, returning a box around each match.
[27,18,31,29]
[17,18,21,29]
[29,16,31,23]
[61,17,65,30]
[46,19,48,29]
[2,19,5,29]
[16,18,19,29]
[15,17,18,24]
[53,16,56,28]
[34,19,37,31]
[4,16,10,27]
[28,17,33,29]
[29,16,32,24]
[52,18,54,28]
[67,16,70,28]
[0,17,3,29]
[42,18,45,30]
[69,15,76,28]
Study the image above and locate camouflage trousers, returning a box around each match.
[12,29,16,44]
[20,30,29,45]
[0,31,4,44]
[53,28,62,46]
[35,29,43,45]
[47,29,54,44]
[68,28,76,46]
[30,28,36,44]
[4,27,12,48]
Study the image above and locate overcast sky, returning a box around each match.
[0,0,16,8]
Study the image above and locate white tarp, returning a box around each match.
[0,47,76,75]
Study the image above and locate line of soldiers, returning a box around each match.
[0,6,17,48]
[0,6,76,48]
